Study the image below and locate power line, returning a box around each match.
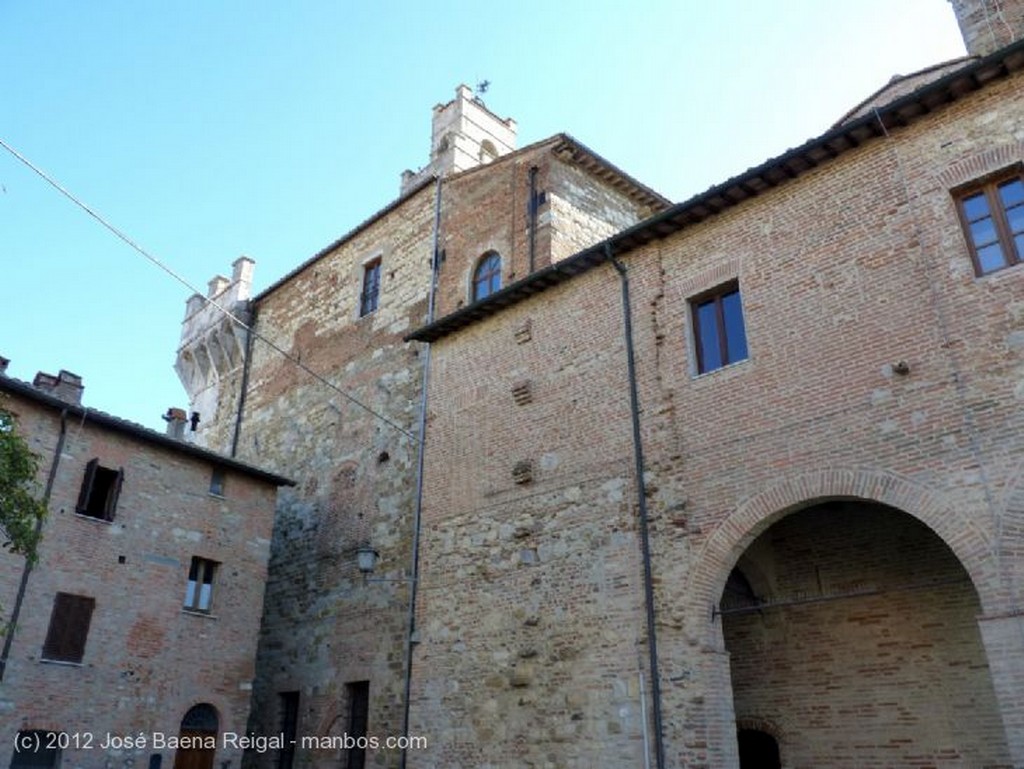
[0,137,419,443]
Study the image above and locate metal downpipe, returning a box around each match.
[0,408,67,682]
[609,245,667,769]
[400,176,442,769]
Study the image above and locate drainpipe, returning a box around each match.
[0,408,68,682]
[528,166,539,273]
[400,175,442,769]
[231,303,257,458]
[608,244,666,769]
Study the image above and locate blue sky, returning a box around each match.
[2,1,966,431]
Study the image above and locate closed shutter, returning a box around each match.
[42,593,95,663]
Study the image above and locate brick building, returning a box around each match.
[0,364,291,769]
[177,1,1024,766]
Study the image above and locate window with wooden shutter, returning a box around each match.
[76,458,124,521]
[41,593,95,663]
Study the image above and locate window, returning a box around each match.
[956,171,1024,275]
[42,593,95,663]
[360,258,382,316]
[184,557,217,613]
[479,140,498,164]
[209,467,225,497]
[472,252,502,302]
[346,681,370,769]
[10,731,62,769]
[277,692,300,769]
[76,459,123,521]
[691,282,748,374]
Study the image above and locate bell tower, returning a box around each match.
[400,84,517,194]
[949,0,1024,57]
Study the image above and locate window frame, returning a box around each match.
[954,167,1024,276]
[690,280,749,375]
[209,467,226,497]
[359,258,382,317]
[472,252,502,302]
[345,681,370,769]
[10,731,62,769]
[75,458,124,522]
[183,556,218,614]
[42,592,95,664]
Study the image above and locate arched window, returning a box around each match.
[472,252,502,302]
[479,140,498,164]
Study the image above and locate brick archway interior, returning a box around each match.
[719,500,1009,768]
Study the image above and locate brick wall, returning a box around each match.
[412,66,1024,767]
[0,390,279,769]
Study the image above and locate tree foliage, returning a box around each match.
[0,404,46,561]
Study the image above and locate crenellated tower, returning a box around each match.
[400,84,517,194]
[173,256,254,447]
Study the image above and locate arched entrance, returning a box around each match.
[173,703,219,769]
[718,500,1009,767]
[737,728,780,769]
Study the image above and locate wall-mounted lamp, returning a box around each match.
[356,545,379,575]
[356,545,415,584]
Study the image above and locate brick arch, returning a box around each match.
[688,468,998,623]
[735,717,784,741]
[174,695,238,735]
[935,141,1024,189]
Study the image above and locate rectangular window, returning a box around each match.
[346,681,370,769]
[956,171,1024,275]
[692,281,749,374]
[277,692,300,769]
[10,731,62,769]
[42,593,95,663]
[209,467,225,497]
[184,557,217,613]
[359,259,382,317]
[76,459,123,521]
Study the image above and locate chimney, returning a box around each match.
[949,0,1024,57]
[33,370,84,405]
[163,407,189,440]
[0,356,9,376]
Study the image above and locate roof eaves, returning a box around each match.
[551,134,673,211]
[253,175,437,303]
[0,376,295,487]
[406,38,1024,345]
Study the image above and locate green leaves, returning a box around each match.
[0,406,46,562]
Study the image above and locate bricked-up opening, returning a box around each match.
[41,592,95,664]
[277,692,300,769]
[75,458,123,521]
[737,729,780,769]
[9,731,62,769]
[720,501,1009,768]
[345,681,370,769]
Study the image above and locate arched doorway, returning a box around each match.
[737,728,781,769]
[719,500,1009,767]
[173,703,219,769]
